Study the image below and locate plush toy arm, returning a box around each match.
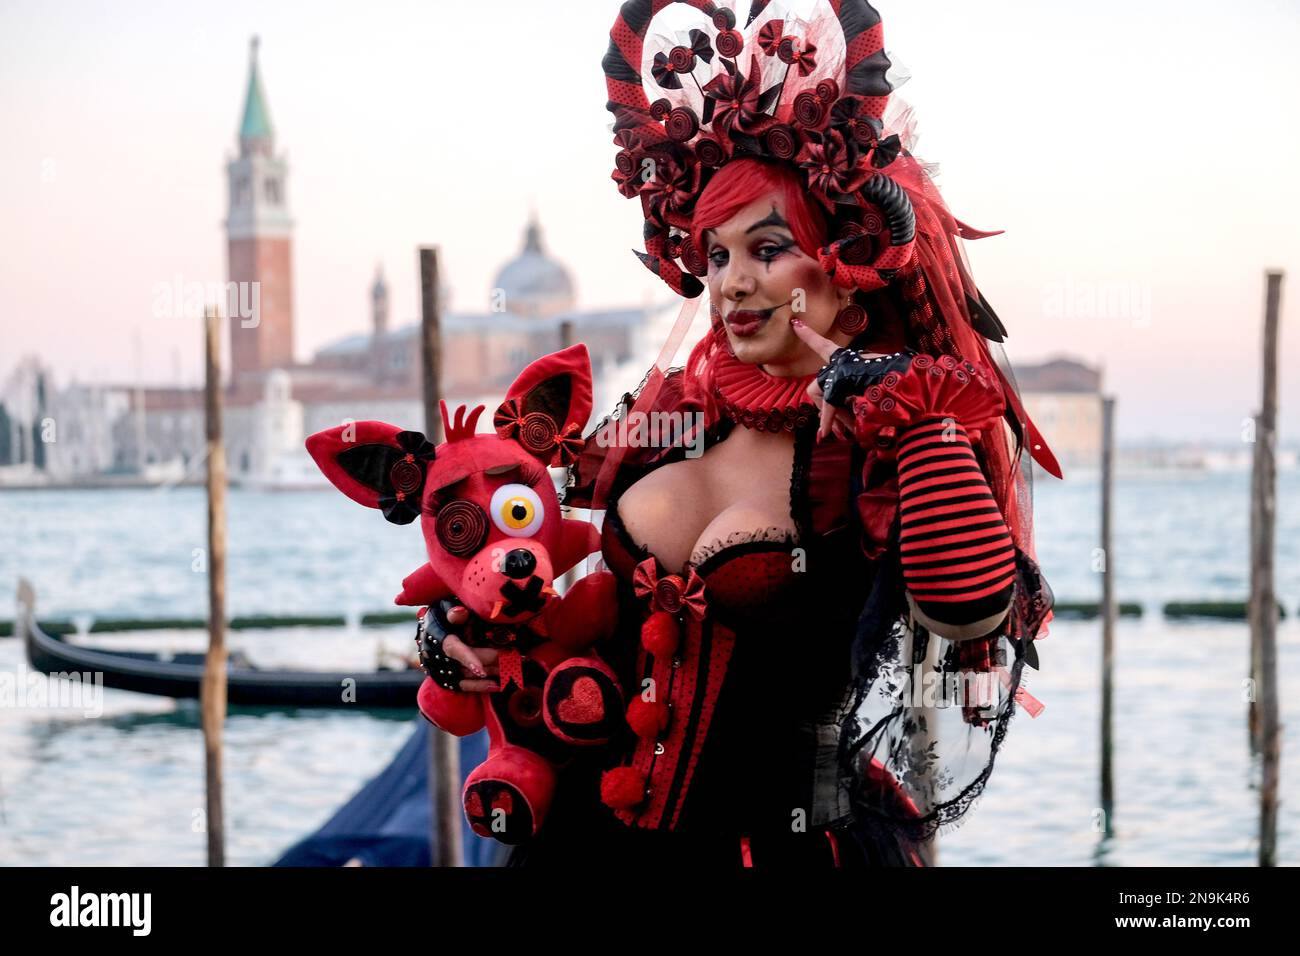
[417,678,487,736]
[396,563,453,607]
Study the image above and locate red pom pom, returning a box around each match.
[600,767,647,810]
[625,697,670,738]
[641,610,680,657]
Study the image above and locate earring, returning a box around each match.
[833,301,868,336]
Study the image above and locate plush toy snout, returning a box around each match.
[454,539,557,625]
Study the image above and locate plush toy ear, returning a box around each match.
[491,343,593,467]
[305,421,436,525]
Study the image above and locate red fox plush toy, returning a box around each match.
[305,344,621,844]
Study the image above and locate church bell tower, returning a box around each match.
[225,36,295,387]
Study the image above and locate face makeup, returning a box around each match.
[723,299,792,337]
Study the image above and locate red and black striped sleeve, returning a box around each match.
[894,415,1015,632]
[836,350,1015,636]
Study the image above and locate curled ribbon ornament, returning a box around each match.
[632,557,707,621]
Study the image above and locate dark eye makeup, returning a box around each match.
[707,237,795,267]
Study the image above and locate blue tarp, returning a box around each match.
[274,722,507,867]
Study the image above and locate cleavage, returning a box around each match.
[616,424,798,574]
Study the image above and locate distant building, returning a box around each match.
[225,36,295,394]
[1015,356,1103,473]
[4,38,654,487]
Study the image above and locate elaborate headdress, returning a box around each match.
[601,0,1061,476]
[605,0,915,299]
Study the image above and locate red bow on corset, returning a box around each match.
[632,558,707,621]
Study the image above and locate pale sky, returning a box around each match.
[1,0,1297,443]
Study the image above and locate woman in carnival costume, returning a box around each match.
[421,0,1060,868]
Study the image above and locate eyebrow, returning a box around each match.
[746,209,790,234]
[700,208,793,247]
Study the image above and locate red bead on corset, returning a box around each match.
[599,492,805,829]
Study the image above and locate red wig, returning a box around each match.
[691,158,829,260]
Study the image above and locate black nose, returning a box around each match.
[502,549,537,580]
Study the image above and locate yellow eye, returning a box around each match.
[489,483,543,537]
[501,496,533,528]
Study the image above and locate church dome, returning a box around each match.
[490,215,575,318]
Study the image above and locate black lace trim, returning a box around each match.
[687,527,799,569]
[835,542,1054,843]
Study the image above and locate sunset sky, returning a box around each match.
[1,0,1297,443]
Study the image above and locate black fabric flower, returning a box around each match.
[651,52,683,90]
[334,429,436,526]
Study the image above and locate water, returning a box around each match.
[0,471,1296,865]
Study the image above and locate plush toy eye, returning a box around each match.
[490,483,543,537]
[435,500,489,557]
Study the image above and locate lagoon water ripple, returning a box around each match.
[0,471,1296,865]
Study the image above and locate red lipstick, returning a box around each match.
[723,300,791,338]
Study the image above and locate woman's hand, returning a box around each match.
[416,599,501,693]
[790,317,892,443]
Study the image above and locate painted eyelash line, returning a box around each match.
[422,464,549,516]
[708,239,794,261]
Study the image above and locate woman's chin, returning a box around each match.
[727,327,797,367]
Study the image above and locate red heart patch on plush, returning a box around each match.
[465,791,484,817]
[490,790,514,816]
[556,676,605,725]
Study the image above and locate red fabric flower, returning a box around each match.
[551,421,584,467]
[757,20,784,55]
[799,128,869,206]
[491,398,525,440]
[703,55,777,138]
[641,154,703,223]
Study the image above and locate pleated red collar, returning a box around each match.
[710,345,818,433]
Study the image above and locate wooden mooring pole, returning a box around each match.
[202,304,228,867]
[420,245,463,868]
[1250,270,1282,867]
[1099,395,1115,834]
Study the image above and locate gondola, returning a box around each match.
[17,584,423,708]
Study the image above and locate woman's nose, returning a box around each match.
[721,260,757,300]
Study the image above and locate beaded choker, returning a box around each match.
[710,345,818,433]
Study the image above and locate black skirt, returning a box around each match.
[505,751,927,869]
